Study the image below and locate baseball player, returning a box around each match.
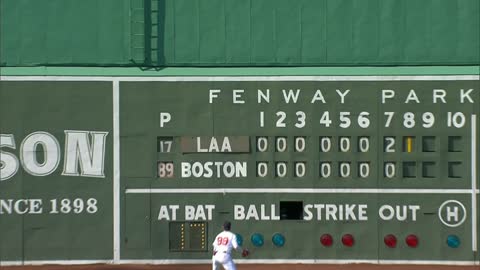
[212,221,249,270]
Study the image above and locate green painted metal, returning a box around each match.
[1,0,479,67]
[160,0,480,66]
[0,0,132,66]
[0,81,113,261]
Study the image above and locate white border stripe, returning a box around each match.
[1,259,478,266]
[113,80,121,262]
[1,75,479,81]
[125,188,479,194]
[472,114,478,252]
[0,260,113,266]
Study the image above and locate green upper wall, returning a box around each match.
[1,0,479,67]
[1,0,132,66]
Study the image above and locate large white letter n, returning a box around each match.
[62,130,108,178]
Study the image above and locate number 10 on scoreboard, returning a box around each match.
[259,111,468,128]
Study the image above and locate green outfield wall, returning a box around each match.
[1,0,479,266]
[1,0,479,67]
[0,72,479,265]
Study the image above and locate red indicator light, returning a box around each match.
[384,234,397,248]
[320,234,333,247]
[341,234,354,247]
[405,234,418,248]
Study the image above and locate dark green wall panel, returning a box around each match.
[173,0,199,64]
[300,0,327,64]
[225,0,251,64]
[198,0,225,63]
[275,0,302,63]
[0,0,131,66]
[251,0,276,64]
[0,82,113,261]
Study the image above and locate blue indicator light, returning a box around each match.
[447,235,460,248]
[272,233,285,247]
[236,234,243,246]
[251,233,264,247]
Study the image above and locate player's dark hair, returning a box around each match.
[223,221,231,231]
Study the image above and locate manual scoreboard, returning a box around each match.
[0,78,478,264]
[121,79,479,262]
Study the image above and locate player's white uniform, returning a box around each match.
[212,231,239,270]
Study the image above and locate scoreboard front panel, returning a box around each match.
[120,79,479,262]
